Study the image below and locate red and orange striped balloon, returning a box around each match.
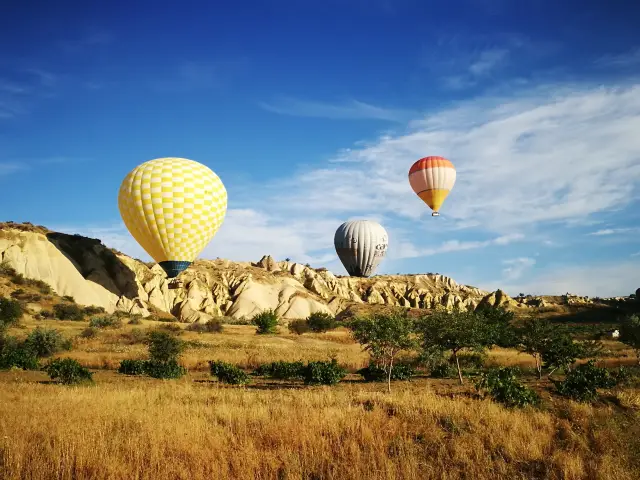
[408,156,456,216]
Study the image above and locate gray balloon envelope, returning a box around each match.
[334,220,389,277]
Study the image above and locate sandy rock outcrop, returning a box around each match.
[4,223,596,324]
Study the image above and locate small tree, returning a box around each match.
[306,312,336,333]
[251,309,279,335]
[515,317,561,379]
[541,333,595,377]
[619,314,640,364]
[0,297,23,331]
[146,330,184,363]
[348,308,417,393]
[416,307,494,385]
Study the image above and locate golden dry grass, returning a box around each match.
[1,370,639,480]
[2,316,640,479]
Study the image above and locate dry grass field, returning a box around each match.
[2,314,640,480]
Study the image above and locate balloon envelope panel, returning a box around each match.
[118,157,227,276]
[334,220,388,277]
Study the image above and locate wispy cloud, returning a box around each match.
[0,162,27,175]
[421,33,540,90]
[588,227,637,236]
[468,48,510,76]
[502,257,536,281]
[152,59,248,93]
[595,47,640,68]
[0,69,58,119]
[392,233,525,260]
[497,260,640,298]
[259,97,416,122]
[57,31,114,54]
[263,83,640,234]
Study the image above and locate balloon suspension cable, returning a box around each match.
[432,212,440,217]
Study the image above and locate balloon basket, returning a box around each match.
[432,212,440,217]
[168,279,183,290]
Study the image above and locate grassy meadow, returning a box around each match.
[2,310,640,480]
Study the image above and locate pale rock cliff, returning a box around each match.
[0,223,569,323]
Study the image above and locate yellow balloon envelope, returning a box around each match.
[408,156,456,216]
[118,157,227,278]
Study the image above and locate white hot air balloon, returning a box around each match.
[334,220,388,277]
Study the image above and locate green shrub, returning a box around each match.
[62,295,75,303]
[118,359,148,375]
[303,359,346,385]
[0,336,40,370]
[430,362,457,378]
[10,272,25,285]
[306,312,337,333]
[554,360,620,402]
[0,296,23,330]
[0,261,16,276]
[28,279,52,294]
[128,316,143,325]
[475,367,539,408]
[11,289,42,302]
[89,315,122,329]
[252,309,279,334]
[254,361,306,380]
[43,358,93,385]
[357,362,415,382]
[53,303,85,321]
[144,359,186,379]
[186,319,223,333]
[83,305,106,316]
[209,360,251,385]
[24,327,72,357]
[79,327,99,339]
[287,319,310,335]
[146,330,184,363]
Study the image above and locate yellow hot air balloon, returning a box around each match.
[118,157,227,287]
[408,156,456,216]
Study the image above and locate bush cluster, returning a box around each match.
[89,315,123,329]
[186,319,223,333]
[253,361,306,380]
[43,358,93,385]
[209,361,251,385]
[252,309,279,334]
[475,367,539,408]
[118,330,187,380]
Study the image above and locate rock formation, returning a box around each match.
[0,222,631,323]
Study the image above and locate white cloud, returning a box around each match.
[588,227,637,236]
[501,257,536,281]
[259,98,416,122]
[496,260,640,298]
[263,83,640,235]
[391,233,525,260]
[468,48,509,76]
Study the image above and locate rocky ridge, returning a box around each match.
[0,222,631,323]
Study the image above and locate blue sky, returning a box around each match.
[2,0,640,297]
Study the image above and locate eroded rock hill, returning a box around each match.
[0,222,620,323]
